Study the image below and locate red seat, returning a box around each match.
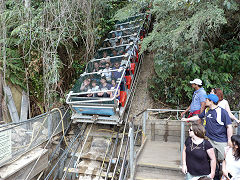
[125,76,131,89]
[130,63,136,74]
[135,50,139,62]
[119,91,127,107]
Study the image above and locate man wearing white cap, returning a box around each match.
[181,78,207,119]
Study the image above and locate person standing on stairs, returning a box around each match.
[210,88,240,123]
[181,79,207,123]
[182,123,216,180]
[182,94,233,161]
[182,94,233,180]
[222,135,240,180]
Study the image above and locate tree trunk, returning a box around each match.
[0,0,6,122]
[25,0,31,8]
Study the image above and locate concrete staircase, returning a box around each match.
[134,119,185,180]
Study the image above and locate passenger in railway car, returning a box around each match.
[182,123,216,180]
[120,55,129,67]
[111,62,122,80]
[125,39,133,56]
[108,32,118,47]
[80,78,91,92]
[99,59,106,69]
[87,80,100,97]
[111,49,119,57]
[102,62,112,82]
[116,26,123,37]
[93,62,100,72]
[99,51,108,69]
[210,88,240,123]
[103,51,108,58]
[110,79,120,100]
[122,37,128,44]
[98,77,112,97]
[111,49,122,64]
[116,39,124,53]
[102,40,109,48]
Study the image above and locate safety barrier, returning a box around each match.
[0,107,70,167]
[126,108,240,180]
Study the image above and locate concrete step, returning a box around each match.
[135,140,185,180]
[135,163,184,180]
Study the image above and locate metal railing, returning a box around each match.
[0,107,70,168]
[126,108,240,180]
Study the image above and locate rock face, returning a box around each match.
[11,126,29,149]
[11,122,48,155]
[3,82,23,123]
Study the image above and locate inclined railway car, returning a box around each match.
[66,13,150,125]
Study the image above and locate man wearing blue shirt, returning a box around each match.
[181,79,207,119]
[182,94,233,161]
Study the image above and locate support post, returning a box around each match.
[143,110,147,137]
[129,121,134,180]
[48,113,53,139]
[151,123,155,141]
[180,116,185,165]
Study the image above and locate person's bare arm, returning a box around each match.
[200,101,206,114]
[222,159,231,179]
[207,148,216,178]
[182,145,187,174]
[181,115,200,122]
[226,124,233,146]
[181,106,190,117]
[225,102,239,122]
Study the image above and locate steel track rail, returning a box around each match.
[44,123,87,180]
[60,124,89,180]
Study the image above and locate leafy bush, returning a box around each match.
[0,0,129,114]
[142,0,240,109]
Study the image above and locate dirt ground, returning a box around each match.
[129,53,156,123]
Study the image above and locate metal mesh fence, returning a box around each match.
[0,108,70,167]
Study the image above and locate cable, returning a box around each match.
[11,108,68,150]
[48,118,73,163]
[97,133,114,180]
[60,124,87,180]
[44,123,86,180]
[24,107,70,180]
[73,123,93,169]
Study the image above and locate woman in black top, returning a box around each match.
[182,123,216,180]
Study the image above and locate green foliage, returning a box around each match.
[143,0,240,108]
[72,61,86,78]
[113,0,149,21]
[0,47,25,89]
[0,0,129,114]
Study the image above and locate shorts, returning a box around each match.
[208,139,227,161]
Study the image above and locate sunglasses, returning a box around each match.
[189,128,193,132]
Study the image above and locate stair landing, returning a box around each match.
[135,140,184,180]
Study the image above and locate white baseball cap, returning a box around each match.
[190,79,202,86]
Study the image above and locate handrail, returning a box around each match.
[103,33,137,42]
[114,19,143,27]
[109,25,141,34]
[98,42,133,51]
[128,108,239,179]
